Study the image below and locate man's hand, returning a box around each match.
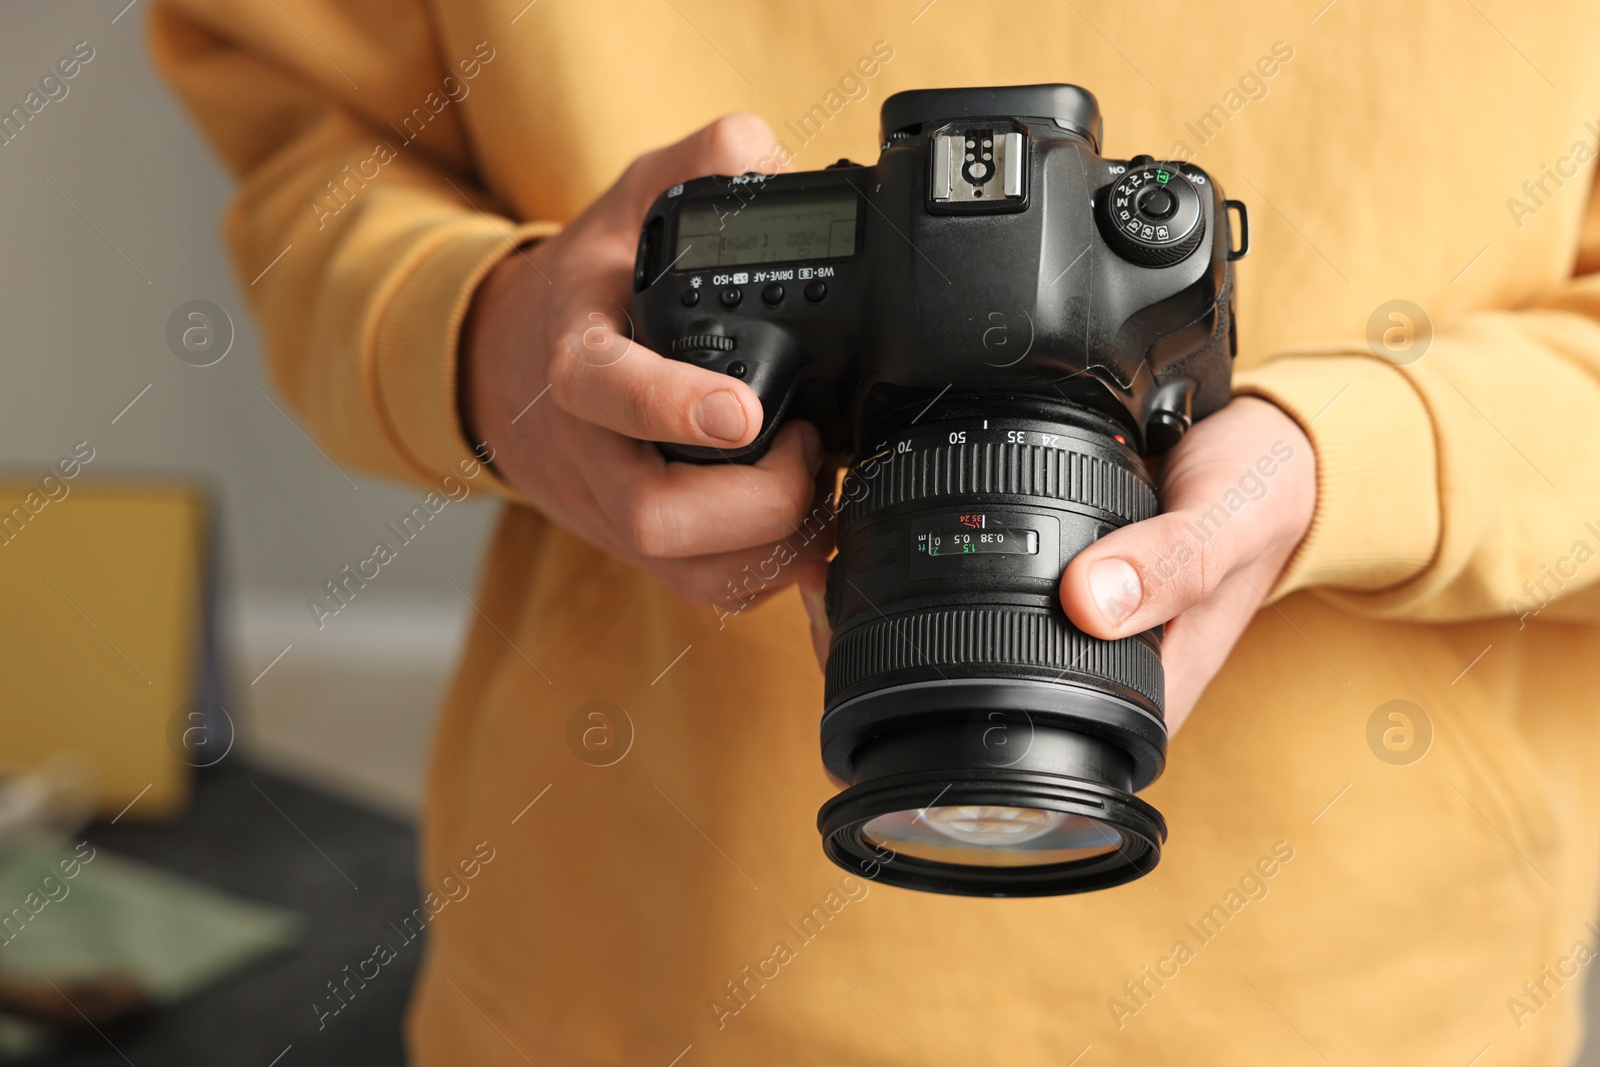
[800,397,1316,734]
[462,115,829,606]
[1058,397,1315,734]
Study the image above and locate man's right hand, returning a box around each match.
[461,115,829,607]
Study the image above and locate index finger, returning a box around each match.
[547,320,765,448]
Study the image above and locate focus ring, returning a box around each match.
[825,606,1163,711]
[839,440,1157,532]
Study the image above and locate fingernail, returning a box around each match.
[1089,558,1142,626]
[694,390,747,443]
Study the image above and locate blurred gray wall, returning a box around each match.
[0,2,496,651]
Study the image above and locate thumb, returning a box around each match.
[1061,398,1313,640]
[1060,483,1271,641]
[615,112,789,223]
[1059,515,1232,641]
[1062,396,1319,640]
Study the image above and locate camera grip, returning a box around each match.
[658,417,787,464]
[654,328,805,465]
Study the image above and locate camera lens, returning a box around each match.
[818,403,1168,897]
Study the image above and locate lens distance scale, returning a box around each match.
[920,521,1040,558]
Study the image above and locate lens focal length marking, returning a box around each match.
[840,417,1157,536]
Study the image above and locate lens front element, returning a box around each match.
[818,764,1166,897]
[863,804,1121,867]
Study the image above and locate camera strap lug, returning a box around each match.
[1225,199,1250,260]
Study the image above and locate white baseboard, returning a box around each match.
[230,589,472,672]
[224,590,471,820]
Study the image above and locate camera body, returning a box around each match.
[631,84,1246,464]
[630,85,1248,897]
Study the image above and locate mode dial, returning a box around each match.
[1098,164,1205,267]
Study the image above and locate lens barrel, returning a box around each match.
[818,404,1168,896]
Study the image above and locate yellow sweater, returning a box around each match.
[151,3,1600,1063]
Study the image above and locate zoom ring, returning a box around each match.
[825,606,1163,711]
[839,440,1157,532]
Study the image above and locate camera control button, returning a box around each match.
[726,361,747,379]
[805,280,828,302]
[1137,186,1177,221]
[681,288,701,307]
[719,287,742,308]
[1099,165,1205,266]
[670,334,735,357]
[762,282,785,306]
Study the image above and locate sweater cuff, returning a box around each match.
[372,217,560,495]
[1233,353,1441,600]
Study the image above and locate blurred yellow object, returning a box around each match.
[0,479,208,821]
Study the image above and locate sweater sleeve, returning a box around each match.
[148,0,557,492]
[1234,168,1600,625]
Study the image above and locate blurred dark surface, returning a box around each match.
[32,761,421,1067]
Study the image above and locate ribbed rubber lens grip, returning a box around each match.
[838,438,1158,533]
[825,417,1163,717]
[824,606,1163,709]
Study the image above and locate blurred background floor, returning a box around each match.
[33,762,422,1067]
[19,589,463,1065]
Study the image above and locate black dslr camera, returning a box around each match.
[631,85,1248,897]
